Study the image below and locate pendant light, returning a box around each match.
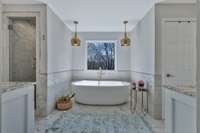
[121,21,131,46]
[71,21,81,46]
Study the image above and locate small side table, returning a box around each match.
[130,82,149,114]
[138,87,148,114]
[130,82,137,113]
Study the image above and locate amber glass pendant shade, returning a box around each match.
[71,21,81,46]
[121,21,131,46]
[71,36,81,47]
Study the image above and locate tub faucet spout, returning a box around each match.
[98,67,103,85]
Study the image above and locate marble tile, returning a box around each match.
[36,74,48,117]
[0,82,35,94]
[154,127,165,133]
[163,85,196,97]
[46,71,72,114]
[144,114,164,128]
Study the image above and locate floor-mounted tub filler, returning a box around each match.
[72,80,130,105]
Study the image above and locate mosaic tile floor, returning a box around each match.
[35,102,164,133]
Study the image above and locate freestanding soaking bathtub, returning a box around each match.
[72,80,130,105]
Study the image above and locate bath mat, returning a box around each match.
[47,112,155,133]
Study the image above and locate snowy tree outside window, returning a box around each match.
[87,41,116,70]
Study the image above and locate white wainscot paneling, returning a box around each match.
[165,88,196,133]
[0,86,34,133]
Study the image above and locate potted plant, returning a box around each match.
[56,93,75,111]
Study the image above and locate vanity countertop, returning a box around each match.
[163,85,196,97]
[0,82,36,94]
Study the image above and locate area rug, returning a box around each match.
[47,112,154,133]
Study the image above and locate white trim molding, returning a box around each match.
[196,1,200,133]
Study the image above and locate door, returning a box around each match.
[9,18,36,82]
[162,19,196,119]
[162,20,196,86]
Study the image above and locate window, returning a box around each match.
[87,40,116,70]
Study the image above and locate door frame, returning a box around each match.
[1,5,47,116]
[161,17,196,119]
[3,12,40,82]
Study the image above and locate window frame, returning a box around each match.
[85,40,117,71]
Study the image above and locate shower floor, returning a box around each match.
[34,101,164,133]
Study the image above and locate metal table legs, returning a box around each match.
[130,87,148,114]
[130,88,137,113]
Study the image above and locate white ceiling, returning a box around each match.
[2,0,42,4]
[41,0,156,32]
[1,0,170,32]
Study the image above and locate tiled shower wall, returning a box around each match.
[130,6,162,119]
[46,6,73,114]
[0,4,73,116]
[47,71,72,114]
[0,3,9,82]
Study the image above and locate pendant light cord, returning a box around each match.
[75,23,77,38]
[74,21,78,38]
[124,21,128,38]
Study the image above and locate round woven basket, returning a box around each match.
[56,100,72,111]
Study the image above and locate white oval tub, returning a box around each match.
[72,80,130,105]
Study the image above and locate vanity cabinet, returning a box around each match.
[0,83,35,133]
[164,87,196,133]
